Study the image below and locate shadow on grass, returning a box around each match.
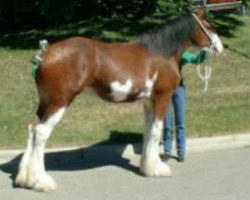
[210,13,245,38]
[0,131,143,188]
[0,16,164,50]
[0,13,245,50]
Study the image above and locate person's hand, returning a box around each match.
[200,50,207,61]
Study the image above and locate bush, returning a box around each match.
[37,0,192,25]
[37,0,158,24]
[156,0,192,18]
[38,0,77,24]
[0,0,193,29]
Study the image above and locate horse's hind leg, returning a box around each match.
[15,102,66,192]
[15,116,39,188]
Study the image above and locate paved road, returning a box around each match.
[0,145,249,200]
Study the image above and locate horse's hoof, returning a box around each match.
[140,160,172,177]
[16,171,56,192]
[157,162,172,177]
[33,174,57,192]
[15,171,28,188]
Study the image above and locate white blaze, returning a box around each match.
[210,33,224,54]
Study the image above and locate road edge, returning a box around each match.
[0,133,250,160]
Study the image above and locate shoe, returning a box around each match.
[161,153,171,162]
[178,155,185,162]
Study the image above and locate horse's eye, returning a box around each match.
[203,21,214,30]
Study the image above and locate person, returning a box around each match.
[162,50,208,162]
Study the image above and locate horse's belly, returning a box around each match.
[92,76,156,103]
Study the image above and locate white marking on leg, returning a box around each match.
[26,107,65,191]
[15,117,39,187]
[138,73,158,99]
[110,79,133,101]
[140,101,171,177]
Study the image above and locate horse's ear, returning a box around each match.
[195,7,206,19]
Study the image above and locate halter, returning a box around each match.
[191,14,213,46]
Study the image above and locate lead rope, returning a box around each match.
[191,13,220,92]
[196,49,212,92]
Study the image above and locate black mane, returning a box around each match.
[136,14,197,57]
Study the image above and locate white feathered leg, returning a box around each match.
[15,117,38,187]
[15,107,65,192]
[140,101,171,177]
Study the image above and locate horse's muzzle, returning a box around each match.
[211,34,224,56]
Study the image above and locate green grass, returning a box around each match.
[223,22,250,57]
[0,16,250,149]
[185,51,250,137]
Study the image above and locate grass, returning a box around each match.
[0,15,250,149]
[185,51,250,137]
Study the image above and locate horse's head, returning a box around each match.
[191,9,223,56]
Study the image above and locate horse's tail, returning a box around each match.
[32,40,49,78]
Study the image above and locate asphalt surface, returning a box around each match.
[0,143,250,200]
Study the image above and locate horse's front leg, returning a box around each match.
[140,98,171,177]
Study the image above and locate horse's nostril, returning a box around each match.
[212,46,218,52]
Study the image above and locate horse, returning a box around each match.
[15,9,223,192]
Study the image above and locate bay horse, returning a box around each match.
[15,10,223,192]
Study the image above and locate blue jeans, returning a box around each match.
[164,85,186,156]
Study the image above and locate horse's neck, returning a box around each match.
[174,44,189,66]
[170,44,191,77]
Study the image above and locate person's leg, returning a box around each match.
[173,85,186,161]
[164,103,173,156]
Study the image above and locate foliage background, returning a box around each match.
[0,0,194,29]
